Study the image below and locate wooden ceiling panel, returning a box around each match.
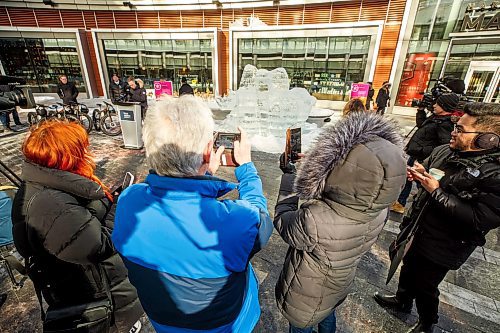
[94,11,115,29]
[303,3,331,25]
[278,5,303,26]
[136,11,159,28]
[331,0,361,23]
[253,7,278,26]
[159,11,182,28]
[360,0,388,21]
[35,9,63,28]
[7,8,38,27]
[60,10,86,28]
[83,11,98,29]
[114,11,137,29]
[181,10,204,28]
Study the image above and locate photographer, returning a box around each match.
[391,93,458,214]
[274,112,406,333]
[0,84,25,132]
[57,75,79,105]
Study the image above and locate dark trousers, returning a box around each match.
[396,249,449,325]
[397,157,416,206]
[0,110,22,128]
[376,107,386,115]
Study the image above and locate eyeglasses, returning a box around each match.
[453,124,485,134]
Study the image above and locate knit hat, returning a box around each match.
[436,93,459,112]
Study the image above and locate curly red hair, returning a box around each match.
[23,120,112,200]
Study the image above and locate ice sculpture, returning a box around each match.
[218,65,316,138]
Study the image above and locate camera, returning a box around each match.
[411,77,467,112]
[0,75,36,112]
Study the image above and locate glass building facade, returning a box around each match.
[237,35,371,101]
[396,0,500,106]
[102,39,214,94]
[0,37,85,93]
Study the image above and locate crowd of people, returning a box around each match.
[0,79,499,333]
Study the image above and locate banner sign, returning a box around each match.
[154,81,173,99]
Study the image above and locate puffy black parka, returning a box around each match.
[405,111,454,162]
[405,145,500,269]
[12,162,143,332]
[57,82,79,105]
[109,80,128,102]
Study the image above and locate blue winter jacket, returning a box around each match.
[112,162,273,333]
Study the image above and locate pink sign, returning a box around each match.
[350,83,370,99]
[154,81,173,99]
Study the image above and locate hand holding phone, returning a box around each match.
[122,172,134,190]
[213,131,241,167]
[233,127,251,166]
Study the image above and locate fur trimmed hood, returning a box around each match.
[295,112,405,204]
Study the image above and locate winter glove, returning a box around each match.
[279,153,297,174]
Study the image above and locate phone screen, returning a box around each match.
[285,128,302,164]
[122,172,134,190]
[213,132,240,167]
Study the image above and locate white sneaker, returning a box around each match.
[129,320,141,333]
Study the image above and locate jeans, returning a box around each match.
[289,310,336,333]
[397,157,416,206]
[0,109,22,128]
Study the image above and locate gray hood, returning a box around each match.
[295,112,406,214]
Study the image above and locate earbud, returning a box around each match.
[473,133,500,150]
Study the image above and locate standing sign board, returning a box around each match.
[154,81,173,99]
[351,83,370,106]
[114,101,143,149]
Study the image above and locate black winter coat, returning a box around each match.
[12,162,143,331]
[405,145,500,270]
[405,113,454,162]
[109,81,128,102]
[57,82,79,105]
[128,87,148,113]
[376,87,390,108]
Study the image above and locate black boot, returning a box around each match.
[373,291,413,313]
[407,321,434,333]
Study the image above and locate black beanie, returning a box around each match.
[436,93,459,112]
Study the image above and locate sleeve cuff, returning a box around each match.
[235,162,257,181]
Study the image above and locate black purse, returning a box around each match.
[28,257,114,333]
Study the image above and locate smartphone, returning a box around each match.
[284,127,302,165]
[122,172,135,190]
[213,132,241,167]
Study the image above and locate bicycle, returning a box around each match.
[92,101,122,136]
[27,104,62,126]
[61,102,93,133]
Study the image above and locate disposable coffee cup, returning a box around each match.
[429,168,445,181]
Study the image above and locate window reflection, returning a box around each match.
[0,37,85,93]
[102,39,213,94]
[237,35,371,101]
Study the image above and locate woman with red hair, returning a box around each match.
[11,120,143,332]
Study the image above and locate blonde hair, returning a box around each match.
[342,98,366,116]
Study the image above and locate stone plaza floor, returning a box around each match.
[0,109,499,332]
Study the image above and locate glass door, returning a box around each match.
[464,61,500,103]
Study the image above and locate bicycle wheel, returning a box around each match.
[92,109,101,131]
[66,114,93,133]
[100,113,122,136]
[27,112,40,126]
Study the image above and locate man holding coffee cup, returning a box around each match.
[391,93,459,214]
[374,102,500,333]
